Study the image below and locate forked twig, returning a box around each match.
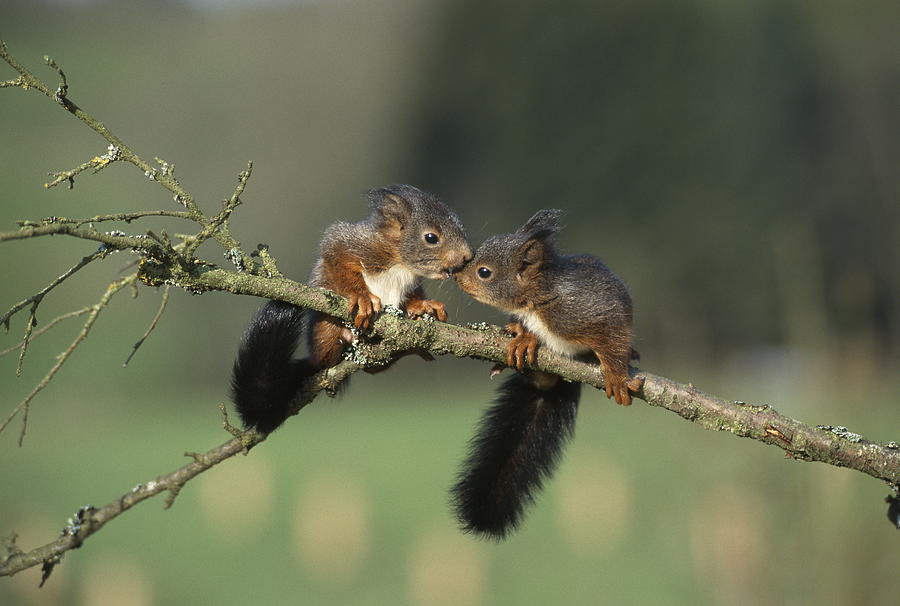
[1,248,108,375]
[0,307,91,357]
[0,275,136,445]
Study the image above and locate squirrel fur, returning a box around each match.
[452,209,641,538]
[231,184,472,433]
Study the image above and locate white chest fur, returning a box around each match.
[363,265,418,307]
[517,310,590,357]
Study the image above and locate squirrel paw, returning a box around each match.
[605,376,632,406]
[597,356,644,406]
[505,323,539,370]
[347,293,382,329]
[406,298,448,322]
[603,373,643,406]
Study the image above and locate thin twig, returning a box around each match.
[0,41,202,218]
[14,210,195,228]
[0,307,91,357]
[0,249,105,330]
[1,248,107,375]
[0,275,136,445]
[123,285,170,367]
[183,161,255,269]
[44,144,118,189]
[2,42,259,275]
[0,357,360,580]
[0,222,155,251]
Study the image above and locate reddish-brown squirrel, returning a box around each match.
[452,209,642,539]
[231,185,472,433]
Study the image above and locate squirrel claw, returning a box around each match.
[626,376,644,394]
[348,293,381,329]
[406,298,448,322]
[507,332,539,370]
[606,375,643,406]
[604,379,632,406]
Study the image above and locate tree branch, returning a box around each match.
[0,348,371,579]
[0,41,202,217]
[3,262,899,579]
[144,262,900,490]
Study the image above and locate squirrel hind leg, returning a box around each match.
[452,372,581,540]
[308,313,353,368]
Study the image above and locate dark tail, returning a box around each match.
[451,372,581,540]
[230,300,312,433]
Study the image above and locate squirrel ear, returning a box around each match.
[368,188,412,229]
[514,209,560,280]
[518,209,564,239]
[517,237,545,280]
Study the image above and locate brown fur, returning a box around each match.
[308,185,471,369]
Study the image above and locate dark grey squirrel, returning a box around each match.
[231,185,472,433]
[452,209,642,539]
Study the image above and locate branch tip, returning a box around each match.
[122,285,170,367]
[2,533,22,563]
[164,485,182,510]
[219,403,244,438]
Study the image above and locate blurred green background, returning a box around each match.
[2,1,898,604]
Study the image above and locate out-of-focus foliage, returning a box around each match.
[403,0,900,371]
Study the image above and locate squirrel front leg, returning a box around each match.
[321,253,381,329]
[588,334,643,406]
[505,321,539,370]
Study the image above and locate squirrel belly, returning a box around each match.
[362,265,419,308]
[452,371,580,539]
[516,310,591,357]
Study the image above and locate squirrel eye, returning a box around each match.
[423,233,439,245]
[477,267,492,279]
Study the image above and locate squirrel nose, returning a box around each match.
[444,250,472,275]
[455,249,474,270]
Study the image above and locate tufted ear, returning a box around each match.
[517,209,564,240]
[368,187,412,230]
[516,236,546,281]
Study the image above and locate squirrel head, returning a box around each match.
[367,185,473,279]
[455,209,564,312]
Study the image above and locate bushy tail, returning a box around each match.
[230,300,312,433]
[452,372,581,539]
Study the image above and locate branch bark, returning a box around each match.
[3,262,899,579]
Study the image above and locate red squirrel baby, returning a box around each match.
[452,209,641,538]
[231,185,472,433]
